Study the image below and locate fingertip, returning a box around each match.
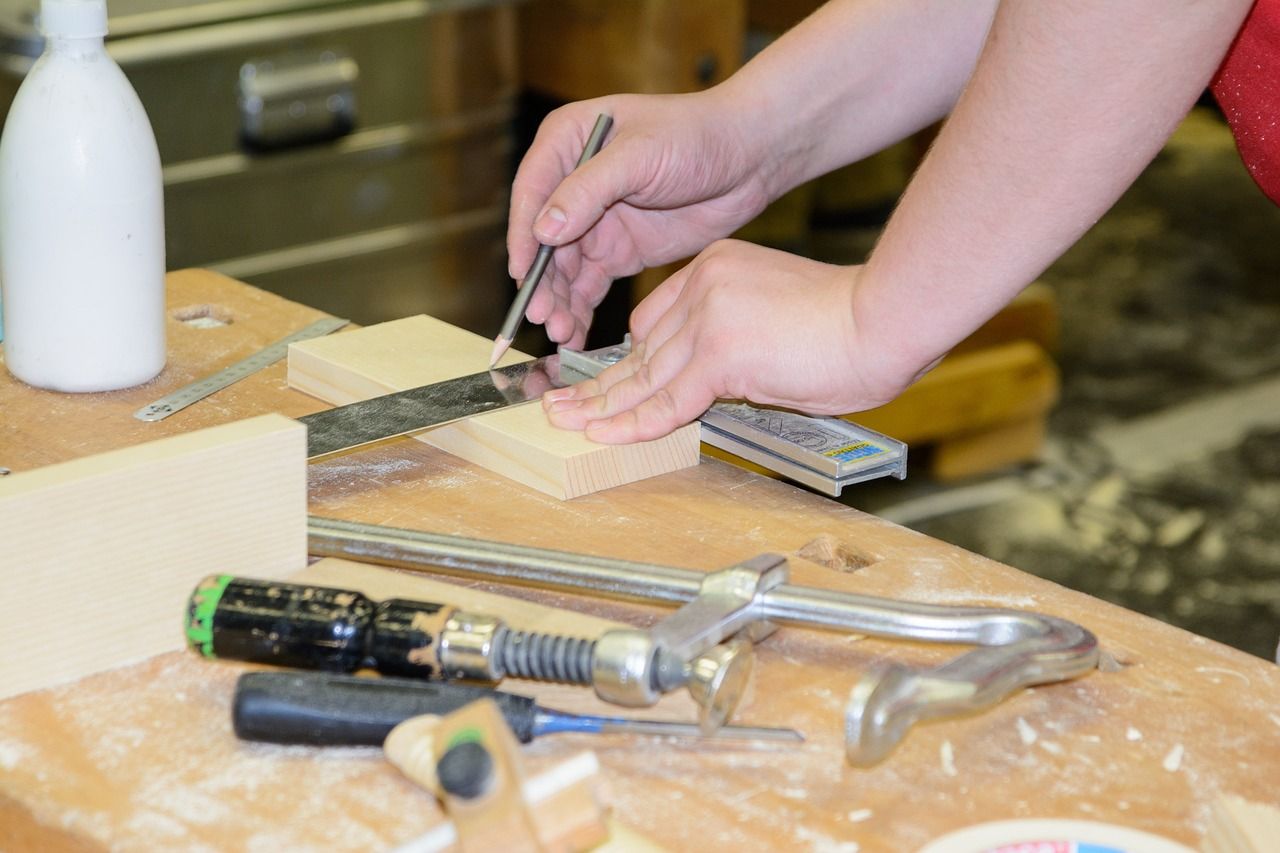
[545,311,576,344]
[543,387,577,405]
[533,206,568,243]
[547,404,592,431]
[526,290,550,324]
[545,397,582,415]
[583,417,630,445]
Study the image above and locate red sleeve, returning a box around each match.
[1213,0,1280,205]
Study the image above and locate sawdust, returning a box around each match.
[1015,718,1038,746]
[0,654,438,851]
[939,741,958,777]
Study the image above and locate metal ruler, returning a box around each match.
[134,316,348,422]
[560,340,907,496]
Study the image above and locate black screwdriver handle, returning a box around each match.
[232,671,538,746]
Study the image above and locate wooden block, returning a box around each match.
[520,0,745,100]
[952,282,1060,355]
[430,699,543,852]
[0,414,306,700]
[386,710,613,853]
[288,315,701,500]
[747,0,825,33]
[930,415,1048,482]
[853,340,1060,445]
[1204,795,1280,853]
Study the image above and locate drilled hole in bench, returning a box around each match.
[796,534,878,572]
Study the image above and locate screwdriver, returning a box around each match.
[234,670,804,746]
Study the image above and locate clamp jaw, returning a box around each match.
[591,553,788,730]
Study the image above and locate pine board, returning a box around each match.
[0,413,307,699]
[288,314,700,499]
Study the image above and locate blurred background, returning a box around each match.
[1,0,1275,659]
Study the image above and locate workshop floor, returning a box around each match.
[831,107,1280,661]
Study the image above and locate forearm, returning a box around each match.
[719,0,998,199]
[858,0,1253,383]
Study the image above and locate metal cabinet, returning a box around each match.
[0,0,518,330]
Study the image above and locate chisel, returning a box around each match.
[233,671,803,746]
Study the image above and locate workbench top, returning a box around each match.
[2,270,1277,852]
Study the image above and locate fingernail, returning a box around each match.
[584,419,613,442]
[534,207,567,241]
[543,388,577,403]
[547,398,583,415]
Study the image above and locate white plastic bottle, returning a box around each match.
[0,0,165,392]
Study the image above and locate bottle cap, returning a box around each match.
[39,0,108,38]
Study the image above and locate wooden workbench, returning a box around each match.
[2,270,1277,852]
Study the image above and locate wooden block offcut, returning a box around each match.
[288,315,700,499]
[0,414,307,700]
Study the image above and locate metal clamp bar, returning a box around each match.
[307,516,1098,766]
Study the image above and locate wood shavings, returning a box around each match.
[940,741,958,777]
[1015,717,1038,746]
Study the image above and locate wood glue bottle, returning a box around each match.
[0,0,164,391]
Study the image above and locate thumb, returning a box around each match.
[533,143,641,246]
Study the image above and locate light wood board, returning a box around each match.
[0,413,307,699]
[1204,795,1280,853]
[288,314,700,499]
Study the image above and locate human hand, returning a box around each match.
[541,240,923,443]
[508,94,776,349]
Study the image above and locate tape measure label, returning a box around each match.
[823,441,886,462]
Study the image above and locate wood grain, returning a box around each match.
[288,314,700,499]
[0,414,306,699]
[520,0,745,99]
[1204,796,1280,853]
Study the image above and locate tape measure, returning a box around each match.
[559,340,907,496]
[134,316,348,422]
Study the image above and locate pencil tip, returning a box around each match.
[489,336,510,368]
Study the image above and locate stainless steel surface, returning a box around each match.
[650,554,788,657]
[298,338,641,460]
[686,639,754,734]
[307,516,1100,766]
[237,49,357,150]
[494,114,613,358]
[700,404,908,497]
[135,316,348,421]
[589,716,803,744]
[438,611,503,681]
[300,353,562,459]
[0,0,519,330]
[591,629,661,708]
